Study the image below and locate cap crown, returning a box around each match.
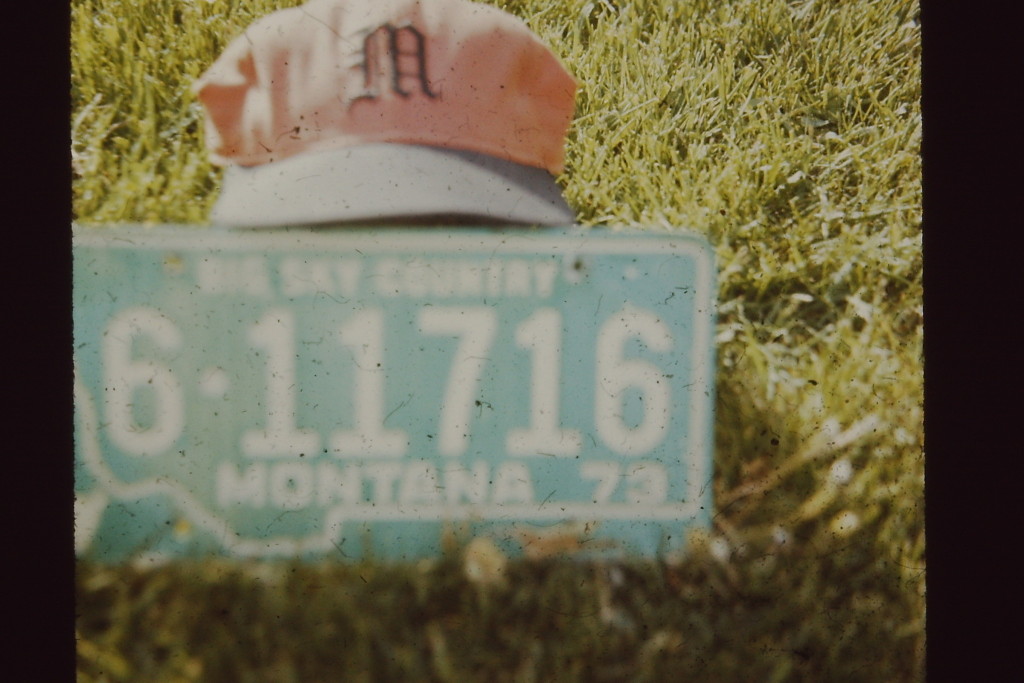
[194,0,577,175]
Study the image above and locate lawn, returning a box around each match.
[73,0,923,680]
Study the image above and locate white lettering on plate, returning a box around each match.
[278,257,362,299]
[373,258,559,299]
[196,255,271,297]
[215,460,538,510]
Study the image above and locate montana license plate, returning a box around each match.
[73,226,715,562]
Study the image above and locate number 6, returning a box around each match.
[595,305,673,456]
[102,307,185,456]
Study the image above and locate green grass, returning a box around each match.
[73,0,923,680]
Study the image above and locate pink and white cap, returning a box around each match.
[193,0,578,227]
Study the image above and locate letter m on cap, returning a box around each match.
[351,23,437,104]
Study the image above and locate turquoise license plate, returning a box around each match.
[73,226,715,562]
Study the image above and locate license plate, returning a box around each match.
[73,226,715,562]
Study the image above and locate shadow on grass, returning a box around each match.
[76,375,922,682]
[76,538,920,682]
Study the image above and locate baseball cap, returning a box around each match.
[193,0,578,227]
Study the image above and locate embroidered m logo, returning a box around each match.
[351,23,437,104]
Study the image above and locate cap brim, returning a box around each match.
[210,144,576,228]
